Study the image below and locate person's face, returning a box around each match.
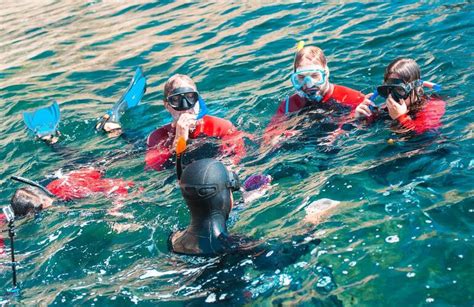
[381,75,416,107]
[164,80,200,121]
[37,192,54,209]
[295,59,330,95]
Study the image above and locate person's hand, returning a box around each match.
[172,113,197,149]
[96,114,123,137]
[386,94,408,120]
[40,133,60,144]
[354,93,375,119]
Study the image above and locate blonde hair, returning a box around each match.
[293,46,327,72]
[163,74,197,101]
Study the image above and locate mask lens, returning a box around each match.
[376,85,391,98]
[167,92,198,111]
[393,86,408,99]
[291,69,326,90]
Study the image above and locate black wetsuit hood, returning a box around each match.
[170,158,240,256]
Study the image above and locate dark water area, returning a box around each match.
[0,1,473,305]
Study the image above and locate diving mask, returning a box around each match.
[167,87,199,111]
[377,78,422,102]
[291,66,327,102]
[291,67,327,91]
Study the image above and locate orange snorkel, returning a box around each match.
[176,137,187,181]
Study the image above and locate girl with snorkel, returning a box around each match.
[356,58,445,134]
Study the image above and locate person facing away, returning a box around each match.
[263,45,371,146]
[354,57,445,134]
[168,158,321,258]
[167,158,338,304]
[145,74,247,171]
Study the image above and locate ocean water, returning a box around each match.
[0,1,473,305]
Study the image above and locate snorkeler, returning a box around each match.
[263,43,371,146]
[145,74,247,171]
[169,157,324,257]
[355,58,445,134]
[8,170,134,218]
[169,158,242,255]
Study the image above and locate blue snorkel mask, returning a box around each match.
[290,67,327,102]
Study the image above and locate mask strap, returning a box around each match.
[196,96,208,120]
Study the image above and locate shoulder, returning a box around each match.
[425,96,446,108]
[418,96,446,116]
[329,84,365,102]
[147,124,173,147]
[201,115,235,130]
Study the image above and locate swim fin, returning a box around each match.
[110,66,147,122]
[23,101,60,138]
[96,67,146,131]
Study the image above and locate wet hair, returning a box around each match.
[163,74,197,101]
[384,58,421,83]
[293,46,327,72]
[384,58,425,113]
[10,187,44,217]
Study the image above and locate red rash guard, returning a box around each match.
[46,168,134,201]
[264,84,365,143]
[395,97,445,134]
[145,115,246,171]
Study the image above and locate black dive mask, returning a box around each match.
[167,87,199,111]
[377,78,421,102]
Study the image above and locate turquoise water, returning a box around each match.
[1,1,473,305]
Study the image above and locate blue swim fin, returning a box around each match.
[23,101,60,138]
[110,67,147,122]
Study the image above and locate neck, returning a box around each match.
[188,213,227,238]
[322,83,334,100]
[170,213,229,256]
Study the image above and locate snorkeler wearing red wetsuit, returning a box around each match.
[8,169,134,218]
[263,45,370,146]
[145,74,246,171]
[355,58,445,134]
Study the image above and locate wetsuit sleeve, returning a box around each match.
[201,116,247,164]
[396,98,445,134]
[329,85,366,110]
[262,99,293,146]
[145,125,174,171]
